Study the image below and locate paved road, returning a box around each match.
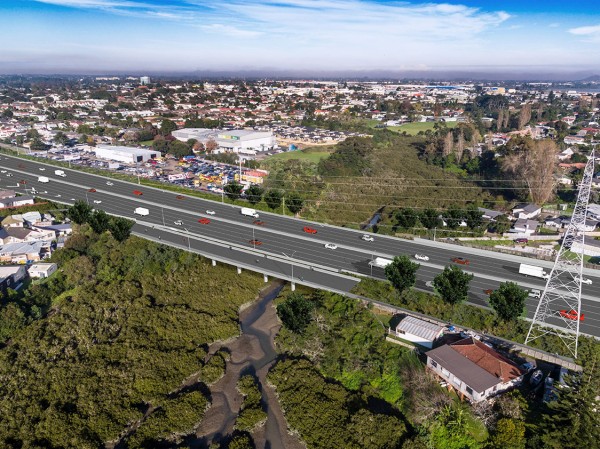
[0,154,598,336]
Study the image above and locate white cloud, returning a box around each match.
[200,24,263,38]
[569,24,600,42]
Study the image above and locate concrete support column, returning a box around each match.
[291,282,296,291]
[212,259,217,267]
[263,274,268,283]
[237,267,242,275]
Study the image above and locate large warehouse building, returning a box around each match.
[172,128,276,155]
[94,145,158,164]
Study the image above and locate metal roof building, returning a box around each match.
[390,315,445,348]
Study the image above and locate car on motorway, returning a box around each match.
[324,243,338,250]
[93,200,102,204]
[529,289,541,299]
[425,280,434,288]
[559,309,585,321]
[0,170,6,173]
[198,218,210,225]
[575,276,592,285]
[38,167,45,171]
[414,254,429,261]
[253,220,265,226]
[303,226,317,234]
[88,188,96,193]
[106,181,114,186]
[249,239,262,246]
[361,234,374,242]
[206,210,216,215]
[176,195,184,200]
[5,173,12,177]
[484,289,494,295]
[133,190,143,196]
[55,194,61,198]
[451,257,470,265]
[174,220,183,226]
[515,238,529,244]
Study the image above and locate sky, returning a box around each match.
[1,0,600,75]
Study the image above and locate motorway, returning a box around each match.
[0,153,598,336]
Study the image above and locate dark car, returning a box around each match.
[176,195,184,200]
[515,238,529,244]
[303,226,317,234]
[451,257,470,265]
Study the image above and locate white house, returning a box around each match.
[558,147,575,161]
[512,203,541,220]
[389,316,445,349]
[28,263,58,279]
[510,218,539,235]
[426,337,524,402]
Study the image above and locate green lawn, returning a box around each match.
[139,140,154,147]
[264,149,332,164]
[394,121,458,135]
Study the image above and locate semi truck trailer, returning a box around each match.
[241,207,259,218]
[519,263,549,279]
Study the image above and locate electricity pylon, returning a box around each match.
[525,148,596,358]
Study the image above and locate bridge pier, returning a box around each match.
[212,259,217,267]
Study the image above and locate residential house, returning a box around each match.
[512,203,541,219]
[478,207,505,221]
[545,216,570,229]
[0,195,35,209]
[0,241,47,264]
[0,190,16,199]
[33,223,72,237]
[389,316,445,349]
[557,147,575,161]
[571,238,600,258]
[0,215,24,228]
[510,218,539,235]
[28,263,58,279]
[0,265,27,294]
[426,337,525,402]
[564,136,585,145]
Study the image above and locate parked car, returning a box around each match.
[206,210,216,215]
[198,218,210,225]
[361,234,374,242]
[133,190,143,196]
[560,309,585,321]
[451,257,470,265]
[515,238,529,244]
[575,276,592,285]
[414,254,429,261]
[303,226,317,234]
[324,243,338,250]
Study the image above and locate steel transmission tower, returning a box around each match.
[525,148,595,358]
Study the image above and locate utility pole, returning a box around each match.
[282,251,297,290]
[433,227,437,242]
[282,196,285,215]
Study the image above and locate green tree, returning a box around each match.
[159,119,177,136]
[67,200,93,225]
[276,292,314,334]
[465,204,483,229]
[445,205,464,229]
[264,189,283,210]
[396,208,419,229]
[489,215,511,234]
[488,282,528,322]
[224,181,244,201]
[286,192,304,215]
[168,140,192,158]
[433,265,474,305]
[30,138,48,152]
[420,208,442,229]
[88,210,111,235]
[245,184,264,205]
[488,418,526,449]
[109,217,134,242]
[53,131,69,145]
[385,255,420,294]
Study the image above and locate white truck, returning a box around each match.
[38,176,49,183]
[368,257,394,268]
[54,170,66,177]
[241,207,259,218]
[134,207,149,216]
[519,263,550,279]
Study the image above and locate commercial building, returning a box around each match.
[140,76,151,85]
[94,145,158,164]
[172,128,276,155]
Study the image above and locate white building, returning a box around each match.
[28,263,58,278]
[94,145,158,164]
[140,76,150,85]
[172,128,276,155]
[389,316,445,349]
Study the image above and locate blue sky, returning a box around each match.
[1,0,600,74]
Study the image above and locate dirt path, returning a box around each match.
[193,283,304,449]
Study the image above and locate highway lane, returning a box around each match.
[0,154,598,335]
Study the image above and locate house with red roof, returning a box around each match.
[426,337,524,402]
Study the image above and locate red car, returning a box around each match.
[133,190,143,196]
[19,179,27,185]
[560,310,585,321]
[303,226,317,234]
[451,257,470,265]
[253,220,265,226]
[176,195,184,200]
[484,289,493,295]
[88,188,96,193]
[249,240,263,246]
[198,218,210,225]
[515,238,529,244]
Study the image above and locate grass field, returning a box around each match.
[264,149,332,164]
[394,121,458,135]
